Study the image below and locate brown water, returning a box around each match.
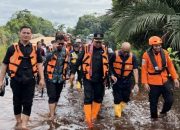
[0,81,180,130]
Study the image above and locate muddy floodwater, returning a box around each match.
[0,81,180,130]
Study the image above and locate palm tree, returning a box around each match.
[111,0,180,50]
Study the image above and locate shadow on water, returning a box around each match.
[0,81,180,130]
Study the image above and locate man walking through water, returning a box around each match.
[0,25,45,129]
[110,42,139,118]
[44,34,69,121]
[70,33,109,128]
[141,36,179,119]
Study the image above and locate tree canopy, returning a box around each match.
[111,0,180,51]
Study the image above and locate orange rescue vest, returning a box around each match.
[46,49,69,80]
[82,44,109,80]
[113,51,133,77]
[8,43,38,78]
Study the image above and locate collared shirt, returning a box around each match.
[45,47,67,83]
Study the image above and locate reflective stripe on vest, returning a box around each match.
[47,49,69,80]
[82,44,109,80]
[9,43,37,77]
[113,51,133,77]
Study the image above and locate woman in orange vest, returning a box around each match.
[70,33,109,128]
[110,42,139,118]
[141,36,179,119]
[44,34,69,121]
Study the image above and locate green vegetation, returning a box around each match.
[109,0,180,72]
[0,2,179,67]
[111,0,180,51]
[167,47,180,75]
[0,9,56,47]
[0,44,7,63]
[6,9,55,36]
[72,14,115,48]
[0,9,59,62]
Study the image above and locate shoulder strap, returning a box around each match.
[13,43,19,52]
[147,48,166,74]
[160,48,166,68]
[32,44,37,51]
[147,48,158,71]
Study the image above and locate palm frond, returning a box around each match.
[114,13,166,42]
[169,31,180,50]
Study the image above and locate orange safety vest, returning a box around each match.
[8,43,37,78]
[141,49,178,85]
[46,49,69,80]
[82,44,109,80]
[113,51,133,77]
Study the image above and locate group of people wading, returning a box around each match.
[0,26,179,129]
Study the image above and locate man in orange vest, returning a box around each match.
[70,33,109,128]
[44,34,69,121]
[141,36,179,119]
[110,42,139,118]
[0,26,45,129]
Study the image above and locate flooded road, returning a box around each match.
[0,81,180,130]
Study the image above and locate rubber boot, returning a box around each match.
[76,81,81,91]
[114,104,122,117]
[70,80,74,88]
[120,101,126,111]
[84,104,93,128]
[92,102,101,121]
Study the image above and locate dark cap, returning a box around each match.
[93,33,104,39]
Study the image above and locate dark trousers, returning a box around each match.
[10,78,35,116]
[149,81,174,118]
[83,79,105,104]
[46,81,63,104]
[112,79,132,104]
[77,69,82,86]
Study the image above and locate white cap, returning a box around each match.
[75,39,82,43]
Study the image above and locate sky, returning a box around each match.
[0,0,112,27]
